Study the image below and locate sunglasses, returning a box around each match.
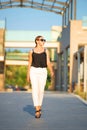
[38,39,46,42]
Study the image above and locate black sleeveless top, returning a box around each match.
[31,51,47,68]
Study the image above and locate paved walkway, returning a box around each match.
[0,91,87,130]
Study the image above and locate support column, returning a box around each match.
[48,49,56,90]
[0,20,5,91]
[56,54,62,90]
[73,0,76,20]
[84,46,87,92]
[77,52,80,91]
[63,50,68,91]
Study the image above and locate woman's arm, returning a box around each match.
[46,49,54,77]
[27,50,32,82]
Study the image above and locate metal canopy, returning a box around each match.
[0,0,70,15]
[0,0,76,27]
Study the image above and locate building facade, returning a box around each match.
[56,20,87,92]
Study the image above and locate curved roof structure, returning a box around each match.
[0,0,76,27]
[0,0,70,15]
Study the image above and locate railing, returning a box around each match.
[6,53,28,61]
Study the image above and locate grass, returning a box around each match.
[74,90,87,101]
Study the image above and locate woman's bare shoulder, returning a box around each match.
[45,48,49,54]
[29,49,34,54]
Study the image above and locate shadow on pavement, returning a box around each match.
[23,105,35,117]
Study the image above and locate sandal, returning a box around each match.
[35,110,40,118]
[39,109,41,116]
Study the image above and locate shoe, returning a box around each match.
[35,110,40,118]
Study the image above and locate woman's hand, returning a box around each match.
[27,74,30,83]
[50,71,55,78]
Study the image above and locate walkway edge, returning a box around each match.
[72,93,87,105]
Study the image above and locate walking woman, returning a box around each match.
[27,35,54,118]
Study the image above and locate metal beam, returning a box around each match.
[5,41,59,48]
[5,60,28,65]
[46,0,68,6]
[0,0,76,21]
[0,0,67,15]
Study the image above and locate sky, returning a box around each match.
[0,0,87,31]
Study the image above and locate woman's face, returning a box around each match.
[36,37,46,47]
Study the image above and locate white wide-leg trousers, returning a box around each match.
[30,66,47,107]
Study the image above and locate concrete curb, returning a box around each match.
[72,93,87,105]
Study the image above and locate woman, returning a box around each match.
[27,35,54,118]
